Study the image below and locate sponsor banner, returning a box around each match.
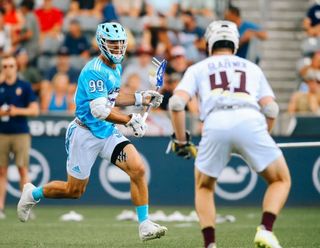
[5,137,320,206]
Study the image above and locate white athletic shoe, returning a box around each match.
[0,209,6,219]
[139,219,167,241]
[207,243,217,248]
[254,225,282,248]
[17,183,39,222]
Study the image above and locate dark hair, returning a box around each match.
[20,0,35,10]
[1,54,16,61]
[212,40,235,53]
[228,5,241,17]
[182,10,195,19]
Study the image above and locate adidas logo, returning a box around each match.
[72,166,81,173]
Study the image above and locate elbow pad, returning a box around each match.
[168,95,186,111]
[261,101,279,118]
[90,97,112,120]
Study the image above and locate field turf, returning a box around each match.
[0,206,319,248]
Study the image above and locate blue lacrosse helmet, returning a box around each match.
[96,22,128,64]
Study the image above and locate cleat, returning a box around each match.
[17,183,39,222]
[254,225,282,248]
[139,219,167,241]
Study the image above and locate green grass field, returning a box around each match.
[0,206,319,248]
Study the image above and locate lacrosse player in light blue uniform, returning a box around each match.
[17,22,167,241]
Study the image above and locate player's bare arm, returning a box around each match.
[259,96,279,132]
[115,90,163,108]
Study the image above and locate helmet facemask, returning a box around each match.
[99,36,127,64]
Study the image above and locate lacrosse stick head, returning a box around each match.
[150,57,167,89]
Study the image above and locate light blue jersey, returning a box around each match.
[75,57,122,139]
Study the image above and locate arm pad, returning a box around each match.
[261,101,279,118]
[168,94,186,111]
[90,97,112,120]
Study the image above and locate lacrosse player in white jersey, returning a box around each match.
[168,20,291,248]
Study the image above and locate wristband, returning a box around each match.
[134,92,143,106]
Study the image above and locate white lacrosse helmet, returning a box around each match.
[205,20,239,55]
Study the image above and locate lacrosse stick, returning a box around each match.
[142,57,167,122]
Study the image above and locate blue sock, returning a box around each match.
[136,205,148,223]
[32,186,44,201]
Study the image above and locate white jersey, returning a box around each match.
[175,55,275,121]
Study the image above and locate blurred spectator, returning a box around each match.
[179,10,205,61]
[122,46,154,90]
[62,19,90,59]
[141,2,162,28]
[102,0,118,22]
[113,0,142,17]
[160,46,198,116]
[288,77,320,115]
[0,55,39,219]
[224,5,268,63]
[89,0,104,20]
[18,0,40,64]
[159,72,177,111]
[145,0,178,17]
[77,0,95,10]
[303,1,320,37]
[2,0,24,33]
[0,8,13,55]
[122,73,141,96]
[41,47,80,94]
[179,0,215,18]
[40,73,75,112]
[16,49,42,95]
[300,51,320,82]
[65,0,82,19]
[119,73,142,113]
[35,0,63,40]
[167,45,189,76]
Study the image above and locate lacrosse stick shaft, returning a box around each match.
[142,85,160,122]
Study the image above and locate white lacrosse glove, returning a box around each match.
[141,90,163,108]
[90,97,111,120]
[134,90,163,108]
[125,113,147,137]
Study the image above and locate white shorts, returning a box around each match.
[65,121,129,180]
[195,108,282,178]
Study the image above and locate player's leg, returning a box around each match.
[115,144,148,206]
[194,125,231,248]
[195,168,217,248]
[112,142,167,241]
[253,155,291,248]
[17,174,89,222]
[234,114,291,248]
[17,123,96,222]
[259,155,291,219]
[0,134,10,218]
[42,174,89,199]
